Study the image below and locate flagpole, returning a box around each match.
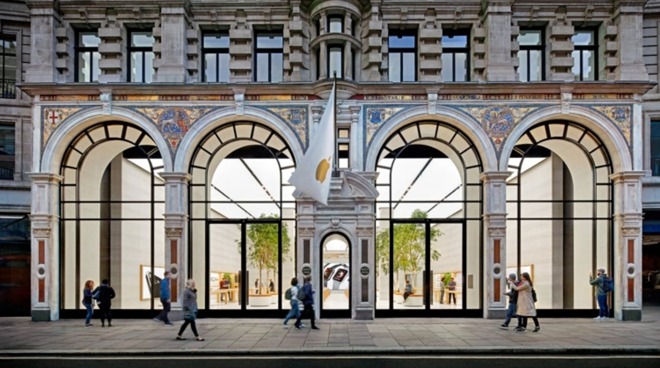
[333,72,338,173]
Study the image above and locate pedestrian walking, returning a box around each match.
[92,279,115,327]
[509,272,540,332]
[82,280,95,327]
[282,277,301,328]
[295,275,319,330]
[499,273,519,330]
[590,268,611,320]
[176,279,204,341]
[153,271,173,325]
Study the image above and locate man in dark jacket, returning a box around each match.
[500,273,519,330]
[295,275,319,330]
[93,279,116,327]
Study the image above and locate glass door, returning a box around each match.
[378,219,464,316]
[207,219,288,315]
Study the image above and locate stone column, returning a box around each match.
[613,0,649,81]
[481,171,510,319]
[319,41,328,80]
[481,0,516,81]
[344,42,353,81]
[611,171,644,321]
[157,6,188,83]
[24,0,58,83]
[28,172,62,321]
[161,173,190,311]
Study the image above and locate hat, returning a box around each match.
[508,273,517,280]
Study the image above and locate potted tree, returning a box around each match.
[376,209,441,304]
[243,214,291,306]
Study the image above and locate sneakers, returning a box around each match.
[514,327,525,332]
[283,323,290,329]
[532,326,541,333]
[499,324,508,330]
[294,324,302,330]
[153,317,161,323]
[593,316,602,320]
[84,323,92,327]
[164,322,174,326]
[311,326,320,330]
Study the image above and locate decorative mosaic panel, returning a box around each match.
[134,107,214,150]
[42,107,84,145]
[458,105,536,151]
[591,105,632,144]
[363,106,411,145]
[259,106,308,147]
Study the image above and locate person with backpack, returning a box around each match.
[590,268,612,320]
[295,275,319,330]
[508,272,540,332]
[282,277,301,328]
[92,279,116,327]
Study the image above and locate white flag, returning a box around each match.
[289,84,336,205]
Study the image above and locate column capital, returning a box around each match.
[28,172,62,184]
[610,171,645,182]
[160,172,191,183]
[480,171,511,182]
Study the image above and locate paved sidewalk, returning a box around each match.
[0,306,659,356]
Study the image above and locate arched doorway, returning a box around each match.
[505,120,613,314]
[374,120,483,317]
[320,232,351,318]
[188,121,296,317]
[59,121,165,313]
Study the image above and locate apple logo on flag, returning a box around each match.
[316,157,331,183]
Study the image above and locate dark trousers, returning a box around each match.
[295,304,316,327]
[448,292,456,304]
[158,298,171,323]
[98,303,111,325]
[597,294,609,317]
[520,316,539,328]
[178,319,199,337]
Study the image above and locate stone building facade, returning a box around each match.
[2,0,659,321]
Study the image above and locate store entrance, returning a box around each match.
[320,233,351,318]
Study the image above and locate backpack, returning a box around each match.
[297,286,306,301]
[284,287,292,300]
[602,277,614,293]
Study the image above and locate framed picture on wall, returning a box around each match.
[140,265,166,300]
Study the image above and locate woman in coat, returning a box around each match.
[176,279,204,341]
[82,280,95,327]
[509,272,540,332]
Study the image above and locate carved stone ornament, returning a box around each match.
[488,228,505,237]
[32,228,51,238]
[165,227,183,238]
[331,218,341,229]
[622,227,641,236]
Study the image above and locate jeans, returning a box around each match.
[283,300,300,325]
[84,302,93,324]
[158,298,171,323]
[597,294,608,317]
[503,303,516,326]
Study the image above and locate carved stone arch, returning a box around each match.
[365,105,498,172]
[41,106,173,173]
[340,171,380,199]
[174,106,305,173]
[499,105,632,173]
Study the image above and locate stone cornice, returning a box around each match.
[17,81,657,99]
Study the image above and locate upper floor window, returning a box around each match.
[388,30,416,82]
[203,32,230,83]
[328,16,343,33]
[75,31,100,82]
[518,29,545,82]
[651,121,660,176]
[0,124,15,180]
[255,32,283,82]
[329,45,343,79]
[128,31,155,83]
[0,35,16,99]
[572,28,598,81]
[442,31,469,82]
